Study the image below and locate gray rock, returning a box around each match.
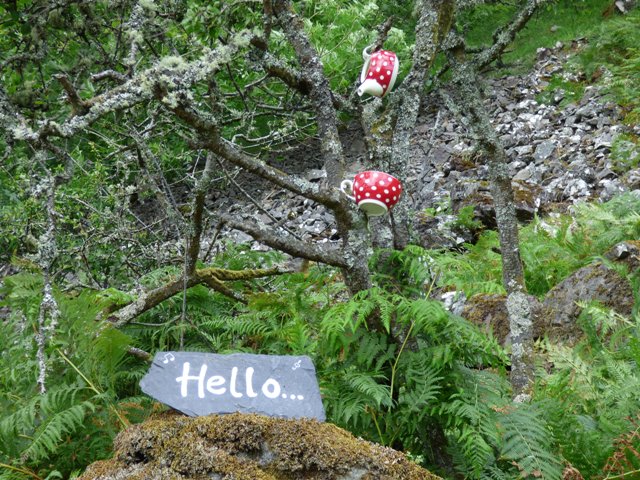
[441,291,467,317]
[534,141,556,161]
[513,166,533,182]
[563,178,590,199]
[599,178,625,201]
[515,145,533,156]
[306,169,327,182]
[594,133,613,149]
[542,262,635,343]
[623,169,640,189]
[462,293,544,345]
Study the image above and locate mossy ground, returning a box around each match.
[79,412,441,480]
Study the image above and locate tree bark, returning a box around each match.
[443,52,534,399]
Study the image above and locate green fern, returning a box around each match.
[21,400,96,463]
[498,404,563,480]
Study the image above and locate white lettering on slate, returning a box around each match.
[175,362,305,401]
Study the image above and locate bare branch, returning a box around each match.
[219,214,349,269]
[33,152,63,394]
[10,30,254,143]
[186,153,216,275]
[260,52,312,96]
[169,101,342,208]
[105,265,292,326]
[124,1,148,73]
[381,0,455,248]
[91,70,128,84]
[55,74,90,115]
[127,346,152,362]
[272,0,345,186]
[216,157,304,240]
[371,16,395,53]
[472,0,550,70]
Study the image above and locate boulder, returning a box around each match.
[541,261,635,343]
[462,293,544,345]
[464,242,639,345]
[604,240,640,271]
[79,412,440,480]
[450,180,541,229]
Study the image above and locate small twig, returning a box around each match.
[372,16,395,52]
[127,346,152,361]
[54,74,89,115]
[216,157,304,241]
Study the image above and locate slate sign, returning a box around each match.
[140,351,325,421]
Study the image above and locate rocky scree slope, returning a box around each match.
[215,41,639,251]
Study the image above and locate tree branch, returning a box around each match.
[472,0,550,70]
[105,265,292,326]
[169,101,342,208]
[186,152,216,275]
[55,74,90,115]
[219,214,349,269]
[272,0,345,186]
[371,16,395,53]
[9,30,254,143]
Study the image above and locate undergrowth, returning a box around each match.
[576,7,640,123]
[3,194,640,479]
[430,193,640,298]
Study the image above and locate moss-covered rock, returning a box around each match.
[462,293,544,345]
[541,261,634,343]
[79,412,441,480]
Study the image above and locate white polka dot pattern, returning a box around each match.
[346,170,403,213]
[363,50,398,96]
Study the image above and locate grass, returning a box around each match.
[461,0,614,74]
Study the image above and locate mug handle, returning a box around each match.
[340,180,355,201]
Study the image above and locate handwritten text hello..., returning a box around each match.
[176,362,306,401]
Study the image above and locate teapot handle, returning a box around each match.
[360,45,375,84]
[362,45,374,60]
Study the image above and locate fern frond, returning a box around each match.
[21,400,96,463]
[345,371,392,409]
[498,404,563,480]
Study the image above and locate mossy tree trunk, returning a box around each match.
[441,28,540,397]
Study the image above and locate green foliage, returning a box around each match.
[428,231,505,296]
[318,254,515,476]
[0,273,151,479]
[2,1,640,478]
[576,8,640,122]
[460,0,613,73]
[536,74,586,107]
[452,205,484,231]
[426,194,640,298]
[498,403,563,479]
[609,133,640,173]
[536,303,640,478]
[300,0,414,92]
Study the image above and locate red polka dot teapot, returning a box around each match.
[340,170,403,216]
[357,45,399,98]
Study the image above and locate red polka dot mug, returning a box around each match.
[357,46,399,98]
[340,171,403,216]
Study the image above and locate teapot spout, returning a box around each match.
[357,79,384,97]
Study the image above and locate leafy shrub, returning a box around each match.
[536,303,640,478]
